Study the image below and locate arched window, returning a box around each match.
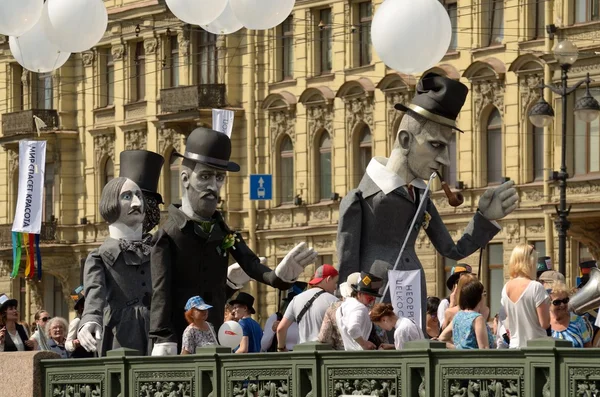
[486,108,502,185]
[169,151,182,205]
[356,125,372,184]
[279,136,294,203]
[103,158,114,187]
[318,132,332,200]
[532,124,544,180]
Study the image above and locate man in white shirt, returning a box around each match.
[337,272,382,351]
[276,265,339,351]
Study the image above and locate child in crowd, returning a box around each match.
[229,292,262,354]
[181,296,218,355]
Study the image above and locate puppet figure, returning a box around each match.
[337,73,518,328]
[150,128,318,355]
[78,176,153,355]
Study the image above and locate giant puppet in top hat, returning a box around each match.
[394,72,469,133]
[119,150,165,203]
[174,127,240,172]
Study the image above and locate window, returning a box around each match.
[486,108,503,184]
[103,158,114,187]
[487,0,504,46]
[358,2,372,66]
[530,240,546,257]
[318,8,332,74]
[316,254,334,267]
[280,136,294,203]
[281,16,294,80]
[574,89,600,175]
[318,132,332,200]
[36,73,53,109]
[532,124,544,180]
[579,242,594,263]
[52,275,69,319]
[102,48,114,107]
[197,31,218,84]
[170,35,180,88]
[169,152,182,205]
[357,126,372,184]
[44,163,55,223]
[533,0,545,39]
[575,0,600,23]
[12,64,23,111]
[445,2,458,51]
[19,277,26,320]
[133,42,146,101]
[487,243,504,317]
[442,132,457,187]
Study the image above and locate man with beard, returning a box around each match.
[337,73,519,329]
[78,177,153,355]
[150,128,318,355]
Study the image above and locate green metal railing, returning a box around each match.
[40,338,600,396]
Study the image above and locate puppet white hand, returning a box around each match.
[478,180,519,221]
[275,242,318,283]
[227,257,267,289]
[78,322,102,352]
[151,342,178,356]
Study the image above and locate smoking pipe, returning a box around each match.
[435,171,464,207]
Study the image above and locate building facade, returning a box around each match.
[0,0,599,324]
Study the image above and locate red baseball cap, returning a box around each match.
[309,264,339,285]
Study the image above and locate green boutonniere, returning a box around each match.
[423,211,432,230]
[217,233,241,257]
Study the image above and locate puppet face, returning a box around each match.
[116,179,145,227]
[397,120,452,181]
[182,163,226,219]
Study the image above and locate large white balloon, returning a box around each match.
[0,0,44,37]
[43,0,108,53]
[202,1,243,35]
[218,321,243,349]
[166,0,227,26]
[371,0,452,74]
[230,0,294,30]
[9,5,70,73]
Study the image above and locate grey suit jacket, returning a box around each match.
[337,173,500,328]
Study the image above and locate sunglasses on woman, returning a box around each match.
[552,297,569,306]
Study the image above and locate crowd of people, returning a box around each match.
[0,242,597,357]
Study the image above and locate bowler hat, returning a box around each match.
[352,272,383,297]
[446,264,472,291]
[395,72,468,132]
[70,285,85,311]
[229,292,256,314]
[0,294,17,313]
[174,127,240,172]
[119,150,165,204]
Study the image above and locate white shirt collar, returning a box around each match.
[365,157,427,195]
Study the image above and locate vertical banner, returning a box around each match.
[388,269,422,327]
[212,109,234,138]
[12,140,47,234]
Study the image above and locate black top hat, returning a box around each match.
[119,150,165,204]
[579,260,597,269]
[0,294,17,313]
[174,127,240,172]
[70,285,85,311]
[352,272,383,297]
[283,281,308,302]
[394,72,468,133]
[536,256,553,278]
[229,292,256,314]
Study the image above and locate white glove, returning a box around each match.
[151,342,178,356]
[275,242,318,283]
[78,322,102,353]
[478,180,519,221]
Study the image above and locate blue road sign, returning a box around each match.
[250,174,272,200]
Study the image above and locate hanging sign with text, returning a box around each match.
[388,269,422,327]
[12,140,47,234]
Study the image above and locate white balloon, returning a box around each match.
[9,5,70,73]
[0,0,44,37]
[230,0,294,30]
[166,0,228,26]
[43,0,108,53]
[371,0,452,74]
[218,321,243,349]
[201,1,243,35]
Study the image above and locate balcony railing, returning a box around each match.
[36,338,597,396]
[0,221,58,247]
[160,84,227,113]
[1,109,59,137]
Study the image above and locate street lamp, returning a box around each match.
[528,40,600,276]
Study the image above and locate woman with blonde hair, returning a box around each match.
[549,282,591,348]
[501,243,550,348]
